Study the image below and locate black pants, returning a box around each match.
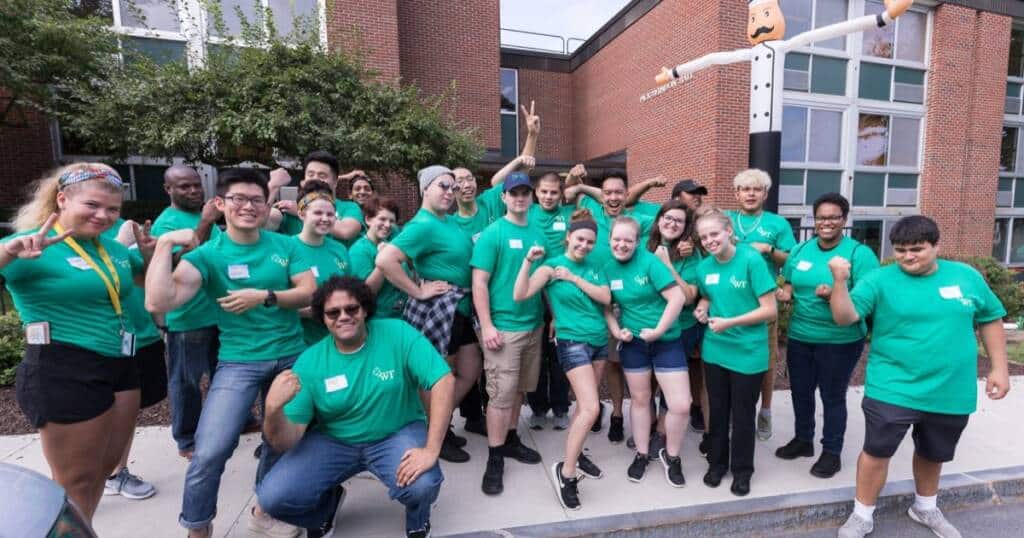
[459,374,486,421]
[705,362,765,479]
[527,318,570,416]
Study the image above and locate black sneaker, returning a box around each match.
[439,434,470,463]
[501,431,541,464]
[306,485,346,538]
[698,433,710,457]
[730,475,751,497]
[775,438,814,460]
[577,453,603,479]
[552,462,581,511]
[648,433,665,461]
[447,427,467,448]
[406,522,431,538]
[464,417,488,437]
[626,436,635,450]
[810,451,841,478]
[608,415,625,444]
[658,449,686,488]
[702,469,724,488]
[481,455,504,495]
[626,452,649,482]
[689,405,705,433]
[591,403,605,433]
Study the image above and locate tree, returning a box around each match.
[0,0,119,127]
[58,17,483,173]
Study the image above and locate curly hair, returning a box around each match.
[311,276,377,325]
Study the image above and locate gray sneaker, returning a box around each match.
[837,512,873,538]
[907,505,962,538]
[104,467,156,500]
[552,413,570,430]
[529,412,547,430]
[757,411,773,441]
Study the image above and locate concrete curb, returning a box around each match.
[443,465,1024,537]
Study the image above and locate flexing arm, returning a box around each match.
[490,155,534,187]
[145,231,203,313]
[565,270,611,305]
[512,247,552,302]
[564,183,603,204]
[827,257,860,326]
[331,218,363,242]
[656,48,753,84]
[263,370,308,453]
[625,176,666,207]
[640,285,685,342]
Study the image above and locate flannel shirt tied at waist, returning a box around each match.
[402,286,469,355]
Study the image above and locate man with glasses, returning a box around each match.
[146,168,316,538]
[257,276,454,538]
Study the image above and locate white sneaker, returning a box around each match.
[756,411,773,441]
[104,468,156,500]
[837,512,873,538]
[529,412,548,430]
[247,507,301,538]
[908,505,962,538]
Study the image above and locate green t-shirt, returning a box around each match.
[279,199,365,247]
[284,318,451,444]
[390,208,475,316]
[726,210,796,272]
[125,279,161,348]
[542,255,609,346]
[603,249,680,341]
[291,235,351,345]
[696,245,778,374]
[470,217,546,331]
[578,196,654,265]
[1,230,142,358]
[850,261,1006,415]
[631,200,662,218]
[528,204,574,259]
[452,184,504,243]
[348,236,409,319]
[782,237,880,344]
[671,250,703,330]
[151,206,224,332]
[183,230,311,361]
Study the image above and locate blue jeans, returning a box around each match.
[786,338,864,455]
[179,356,297,529]
[554,339,609,372]
[166,327,219,452]
[257,421,442,533]
[618,337,687,374]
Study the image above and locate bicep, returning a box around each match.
[173,260,204,298]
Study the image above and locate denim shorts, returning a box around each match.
[618,337,687,374]
[554,339,609,373]
[679,324,704,359]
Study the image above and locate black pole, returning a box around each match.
[749,131,782,213]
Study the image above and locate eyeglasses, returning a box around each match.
[660,215,686,226]
[814,215,845,223]
[324,304,362,320]
[434,181,459,193]
[223,194,267,207]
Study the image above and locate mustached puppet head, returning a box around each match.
[748,0,786,45]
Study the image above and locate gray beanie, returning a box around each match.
[417,165,454,195]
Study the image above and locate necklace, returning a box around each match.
[735,211,764,240]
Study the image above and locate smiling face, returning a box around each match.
[324,289,367,343]
[57,180,124,239]
[814,202,845,243]
[658,208,688,242]
[610,220,639,261]
[300,198,337,238]
[422,174,457,213]
[735,183,768,213]
[565,227,596,261]
[602,177,627,217]
[697,216,734,257]
[748,0,786,45]
[453,168,477,203]
[216,182,268,231]
[350,178,374,205]
[366,208,396,242]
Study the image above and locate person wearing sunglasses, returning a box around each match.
[774,193,879,479]
[376,165,477,464]
[257,276,453,538]
[146,168,316,538]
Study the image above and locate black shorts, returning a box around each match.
[16,342,140,428]
[136,340,168,409]
[862,397,969,463]
[447,312,479,356]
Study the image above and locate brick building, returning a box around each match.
[1,0,1022,265]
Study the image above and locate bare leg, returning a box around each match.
[105,390,141,476]
[486,405,514,447]
[854,451,891,506]
[912,453,942,497]
[624,371,653,454]
[563,363,600,475]
[606,337,624,418]
[760,321,779,410]
[654,372,691,457]
[39,408,116,522]
[453,343,483,405]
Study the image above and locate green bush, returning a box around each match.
[0,311,24,386]
[880,256,1023,319]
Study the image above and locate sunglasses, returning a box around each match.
[324,304,362,320]
[434,181,459,192]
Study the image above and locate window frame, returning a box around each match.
[500,67,520,157]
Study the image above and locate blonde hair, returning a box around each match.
[695,210,735,240]
[611,216,641,240]
[732,168,772,191]
[14,162,123,232]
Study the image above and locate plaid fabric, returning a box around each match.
[402,287,468,355]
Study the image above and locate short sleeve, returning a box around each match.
[648,255,677,292]
[849,271,880,320]
[478,184,505,223]
[402,324,452,389]
[749,252,778,297]
[286,237,313,277]
[390,219,428,260]
[283,379,315,425]
[677,255,700,284]
[349,242,374,280]
[577,194,603,214]
[0,234,27,280]
[970,270,1008,323]
[780,245,797,282]
[336,200,364,224]
[182,246,210,284]
[849,244,881,287]
[469,226,498,273]
[592,265,609,286]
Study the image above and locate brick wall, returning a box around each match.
[516,69,575,162]
[327,0,401,84]
[0,95,55,214]
[919,4,1009,257]
[397,0,501,151]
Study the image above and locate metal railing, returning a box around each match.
[500,28,586,56]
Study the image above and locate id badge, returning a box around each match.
[552,222,566,231]
[121,331,137,357]
[25,322,51,345]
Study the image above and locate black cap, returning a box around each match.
[672,179,708,198]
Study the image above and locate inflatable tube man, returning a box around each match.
[654,0,914,210]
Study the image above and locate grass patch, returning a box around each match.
[1009,342,1024,365]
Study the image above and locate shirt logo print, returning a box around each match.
[372,367,396,381]
[633,274,649,286]
[271,254,288,267]
[729,276,748,288]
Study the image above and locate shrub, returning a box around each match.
[0,311,24,386]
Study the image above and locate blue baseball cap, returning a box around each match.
[503,171,533,193]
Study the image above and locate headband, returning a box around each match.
[568,220,598,234]
[298,191,335,212]
[58,167,123,190]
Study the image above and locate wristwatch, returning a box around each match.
[264,290,278,307]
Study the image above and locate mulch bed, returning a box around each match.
[1,344,1021,436]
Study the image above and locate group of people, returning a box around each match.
[0,104,1012,538]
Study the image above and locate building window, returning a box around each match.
[500,68,518,157]
[781,105,843,205]
[993,217,1024,265]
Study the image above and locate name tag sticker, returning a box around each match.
[509,239,523,249]
[705,273,720,285]
[610,279,624,290]
[939,286,963,299]
[471,232,481,243]
[325,375,349,393]
[796,260,813,271]
[311,266,320,278]
[552,222,566,231]
[25,322,50,345]
[66,257,91,270]
[227,264,250,280]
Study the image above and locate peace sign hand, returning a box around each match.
[133,220,157,260]
[2,213,72,259]
[520,100,540,135]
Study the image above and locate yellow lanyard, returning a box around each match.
[53,223,123,317]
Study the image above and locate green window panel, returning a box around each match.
[1016,178,1024,208]
[786,52,811,71]
[893,67,925,103]
[780,169,805,186]
[887,173,917,189]
[1007,82,1022,115]
[810,56,847,96]
[500,114,518,158]
[853,172,885,206]
[804,170,842,205]
[859,62,891,101]
[123,37,187,65]
[999,178,1013,192]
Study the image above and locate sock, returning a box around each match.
[853,499,875,522]
[913,493,937,512]
[506,429,519,445]
[488,446,503,460]
[759,408,771,417]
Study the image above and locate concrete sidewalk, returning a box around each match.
[3,377,1022,537]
